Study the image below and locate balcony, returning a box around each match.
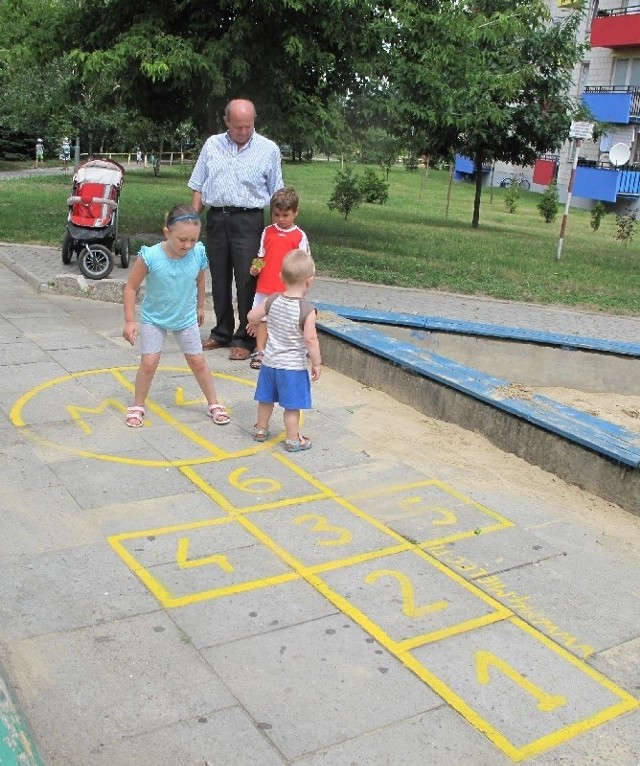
[582,87,640,124]
[574,161,640,202]
[591,5,640,48]
[453,155,491,181]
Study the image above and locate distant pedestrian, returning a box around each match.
[35,139,44,166]
[122,203,230,428]
[136,147,142,165]
[60,137,71,168]
[248,186,310,370]
[247,249,321,452]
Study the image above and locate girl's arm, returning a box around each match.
[122,258,148,345]
[303,312,322,381]
[196,270,206,327]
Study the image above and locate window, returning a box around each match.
[612,58,640,89]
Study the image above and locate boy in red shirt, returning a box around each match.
[248,187,310,369]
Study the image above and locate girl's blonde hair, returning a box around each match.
[165,203,201,228]
[281,249,315,285]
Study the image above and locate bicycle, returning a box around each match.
[499,174,530,191]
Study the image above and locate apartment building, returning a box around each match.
[565,0,640,210]
[456,0,640,210]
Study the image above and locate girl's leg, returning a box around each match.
[185,353,218,403]
[185,353,230,424]
[134,352,161,406]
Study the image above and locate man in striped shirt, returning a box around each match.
[189,99,284,360]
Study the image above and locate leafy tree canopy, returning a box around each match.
[379,0,587,226]
[48,0,384,137]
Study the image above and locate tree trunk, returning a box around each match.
[445,162,454,220]
[472,150,484,229]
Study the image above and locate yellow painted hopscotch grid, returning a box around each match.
[108,454,639,762]
[10,369,636,763]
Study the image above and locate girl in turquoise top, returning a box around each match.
[122,203,230,427]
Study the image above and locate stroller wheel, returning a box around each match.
[78,244,114,280]
[61,232,73,265]
[119,238,130,269]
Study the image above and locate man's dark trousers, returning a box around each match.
[205,207,264,350]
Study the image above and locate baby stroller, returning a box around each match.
[62,158,129,279]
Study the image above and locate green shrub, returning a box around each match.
[615,208,637,245]
[503,178,520,213]
[327,166,363,220]
[404,154,419,172]
[590,201,606,233]
[358,167,389,205]
[536,181,559,223]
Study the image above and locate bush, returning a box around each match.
[615,208,637,245]
[404,154,419,172]
[327,166,363,220]
[536,181,559,223]
[358,167,389,205]
[590,201,606,233]
[503,178,520,213]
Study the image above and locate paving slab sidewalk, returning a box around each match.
[0,255,639,765]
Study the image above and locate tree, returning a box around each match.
[537,181,559,223]
[382,0,587,227]
[327,166,363,220]
[49,0,384,142]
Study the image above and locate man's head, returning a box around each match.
[224,99,256,147]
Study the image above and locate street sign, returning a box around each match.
[569,121,594,140]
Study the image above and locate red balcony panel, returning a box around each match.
[591,12,640,48]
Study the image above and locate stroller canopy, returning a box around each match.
[73,158,125,189]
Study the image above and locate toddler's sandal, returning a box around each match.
[126,406,145,428]
[208,403,230,425]
[253,424,269,442]
[284,435,312,452]
[249,351,263,370]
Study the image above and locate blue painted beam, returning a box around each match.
[317,315,640,469]
[314,303,640,358]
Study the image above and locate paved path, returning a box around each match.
[0,245,639,765]
[3,241,640,345]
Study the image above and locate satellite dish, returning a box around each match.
[609,143,631,167]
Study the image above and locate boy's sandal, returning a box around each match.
[126,405,145,428]
[253,424,269,442]
[284,435,312,452]
[207,403,230,425]
[249,351,263,369]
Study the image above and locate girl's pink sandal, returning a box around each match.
[126,406,145,428]
[208,403,230,425]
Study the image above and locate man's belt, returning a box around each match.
[208,206,264,214]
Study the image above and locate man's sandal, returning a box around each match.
[284,435,312,452]
[253,425,269,442]
[249,351,263,370]
[126,406,145,428]
[207,403,230,425]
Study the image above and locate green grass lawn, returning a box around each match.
[1,161,638,315]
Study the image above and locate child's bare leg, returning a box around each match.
[255,321,268,353]
[257,401,274,430]
[283,408,301,441]
[134,352,161,406]
[185,353,218,404]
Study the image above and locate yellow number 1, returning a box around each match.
[475,650,567,712]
